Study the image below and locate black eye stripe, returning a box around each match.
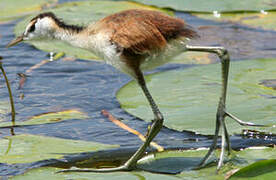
[29,24,35,32]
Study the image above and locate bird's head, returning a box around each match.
[6,12,58,48]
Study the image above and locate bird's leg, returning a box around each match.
[196,112,221,168]
[185,45,271,170]
[58,70,163,173]
[185,45,231,170]
[223,117,231,155]
[122,69,164,168]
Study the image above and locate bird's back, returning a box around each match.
[89,9,198,75]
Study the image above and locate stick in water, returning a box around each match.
[101,110,164,152]
[0,61,16,125]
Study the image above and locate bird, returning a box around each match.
[6,9,263,172]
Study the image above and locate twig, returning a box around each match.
[25,59,50,74]
[18,52,65,91]
[101,110,164,152]
[17,73,27,89]
[25,52,65,74]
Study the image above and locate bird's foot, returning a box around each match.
[196,110,275,171]
[57,164,134,173]
[225,111,273,127]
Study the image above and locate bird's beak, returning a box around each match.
[6,35,24,48]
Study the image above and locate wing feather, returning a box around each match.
[96,9,198,55]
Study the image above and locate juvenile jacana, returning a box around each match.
[6,9,263,172]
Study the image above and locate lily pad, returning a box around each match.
[229,159,276,179]
[10,167,182,180]
[139,147,276,179]
[11,147,276,179]
[132,0,276,13]
[0,109,88,127]
[0,0,57,22]
[117,58,276,135]
[0,134,118,164]
[195,11,276,31]
[14,0,171,61]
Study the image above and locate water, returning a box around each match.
[1,5,276,176]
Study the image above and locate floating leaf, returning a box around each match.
[0,0,57,22]
[132,0,276,13]
[11,147,276,179]
[0,134,118,164]
[195,11,276,31]
[117,59,276,135]
[11,166,183,180]
[14,0,171,61]
[0,109,88,127]
[229,159,276,179]
[138,147,276,179]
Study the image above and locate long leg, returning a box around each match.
[123,70,164,168]
[185,45,230,169]
[59,69,163,173]
[186,45,266,170]
[196,115,220,168]
[223,118,231,155]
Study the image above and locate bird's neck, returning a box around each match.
[51,22,113,59]
[53,24,91,49]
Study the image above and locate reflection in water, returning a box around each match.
[4,137,12,155]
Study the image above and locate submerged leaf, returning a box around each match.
[0,109,88,127]
[28,109,88,123]
[0,134,118,164]
[0,0,57,22]
[117,59,276,135]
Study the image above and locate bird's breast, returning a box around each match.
[139,38,188,71]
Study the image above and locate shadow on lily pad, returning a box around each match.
[138,156,201,174]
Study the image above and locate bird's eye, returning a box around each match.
[29,24,35,32]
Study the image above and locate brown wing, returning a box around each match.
[112,18,167,55]
[93,9,198,73]
[97,9,198,55]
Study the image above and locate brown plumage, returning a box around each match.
[96,9,198,54]
[91,9,198,74]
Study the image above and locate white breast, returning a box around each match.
[87,32,137,76]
